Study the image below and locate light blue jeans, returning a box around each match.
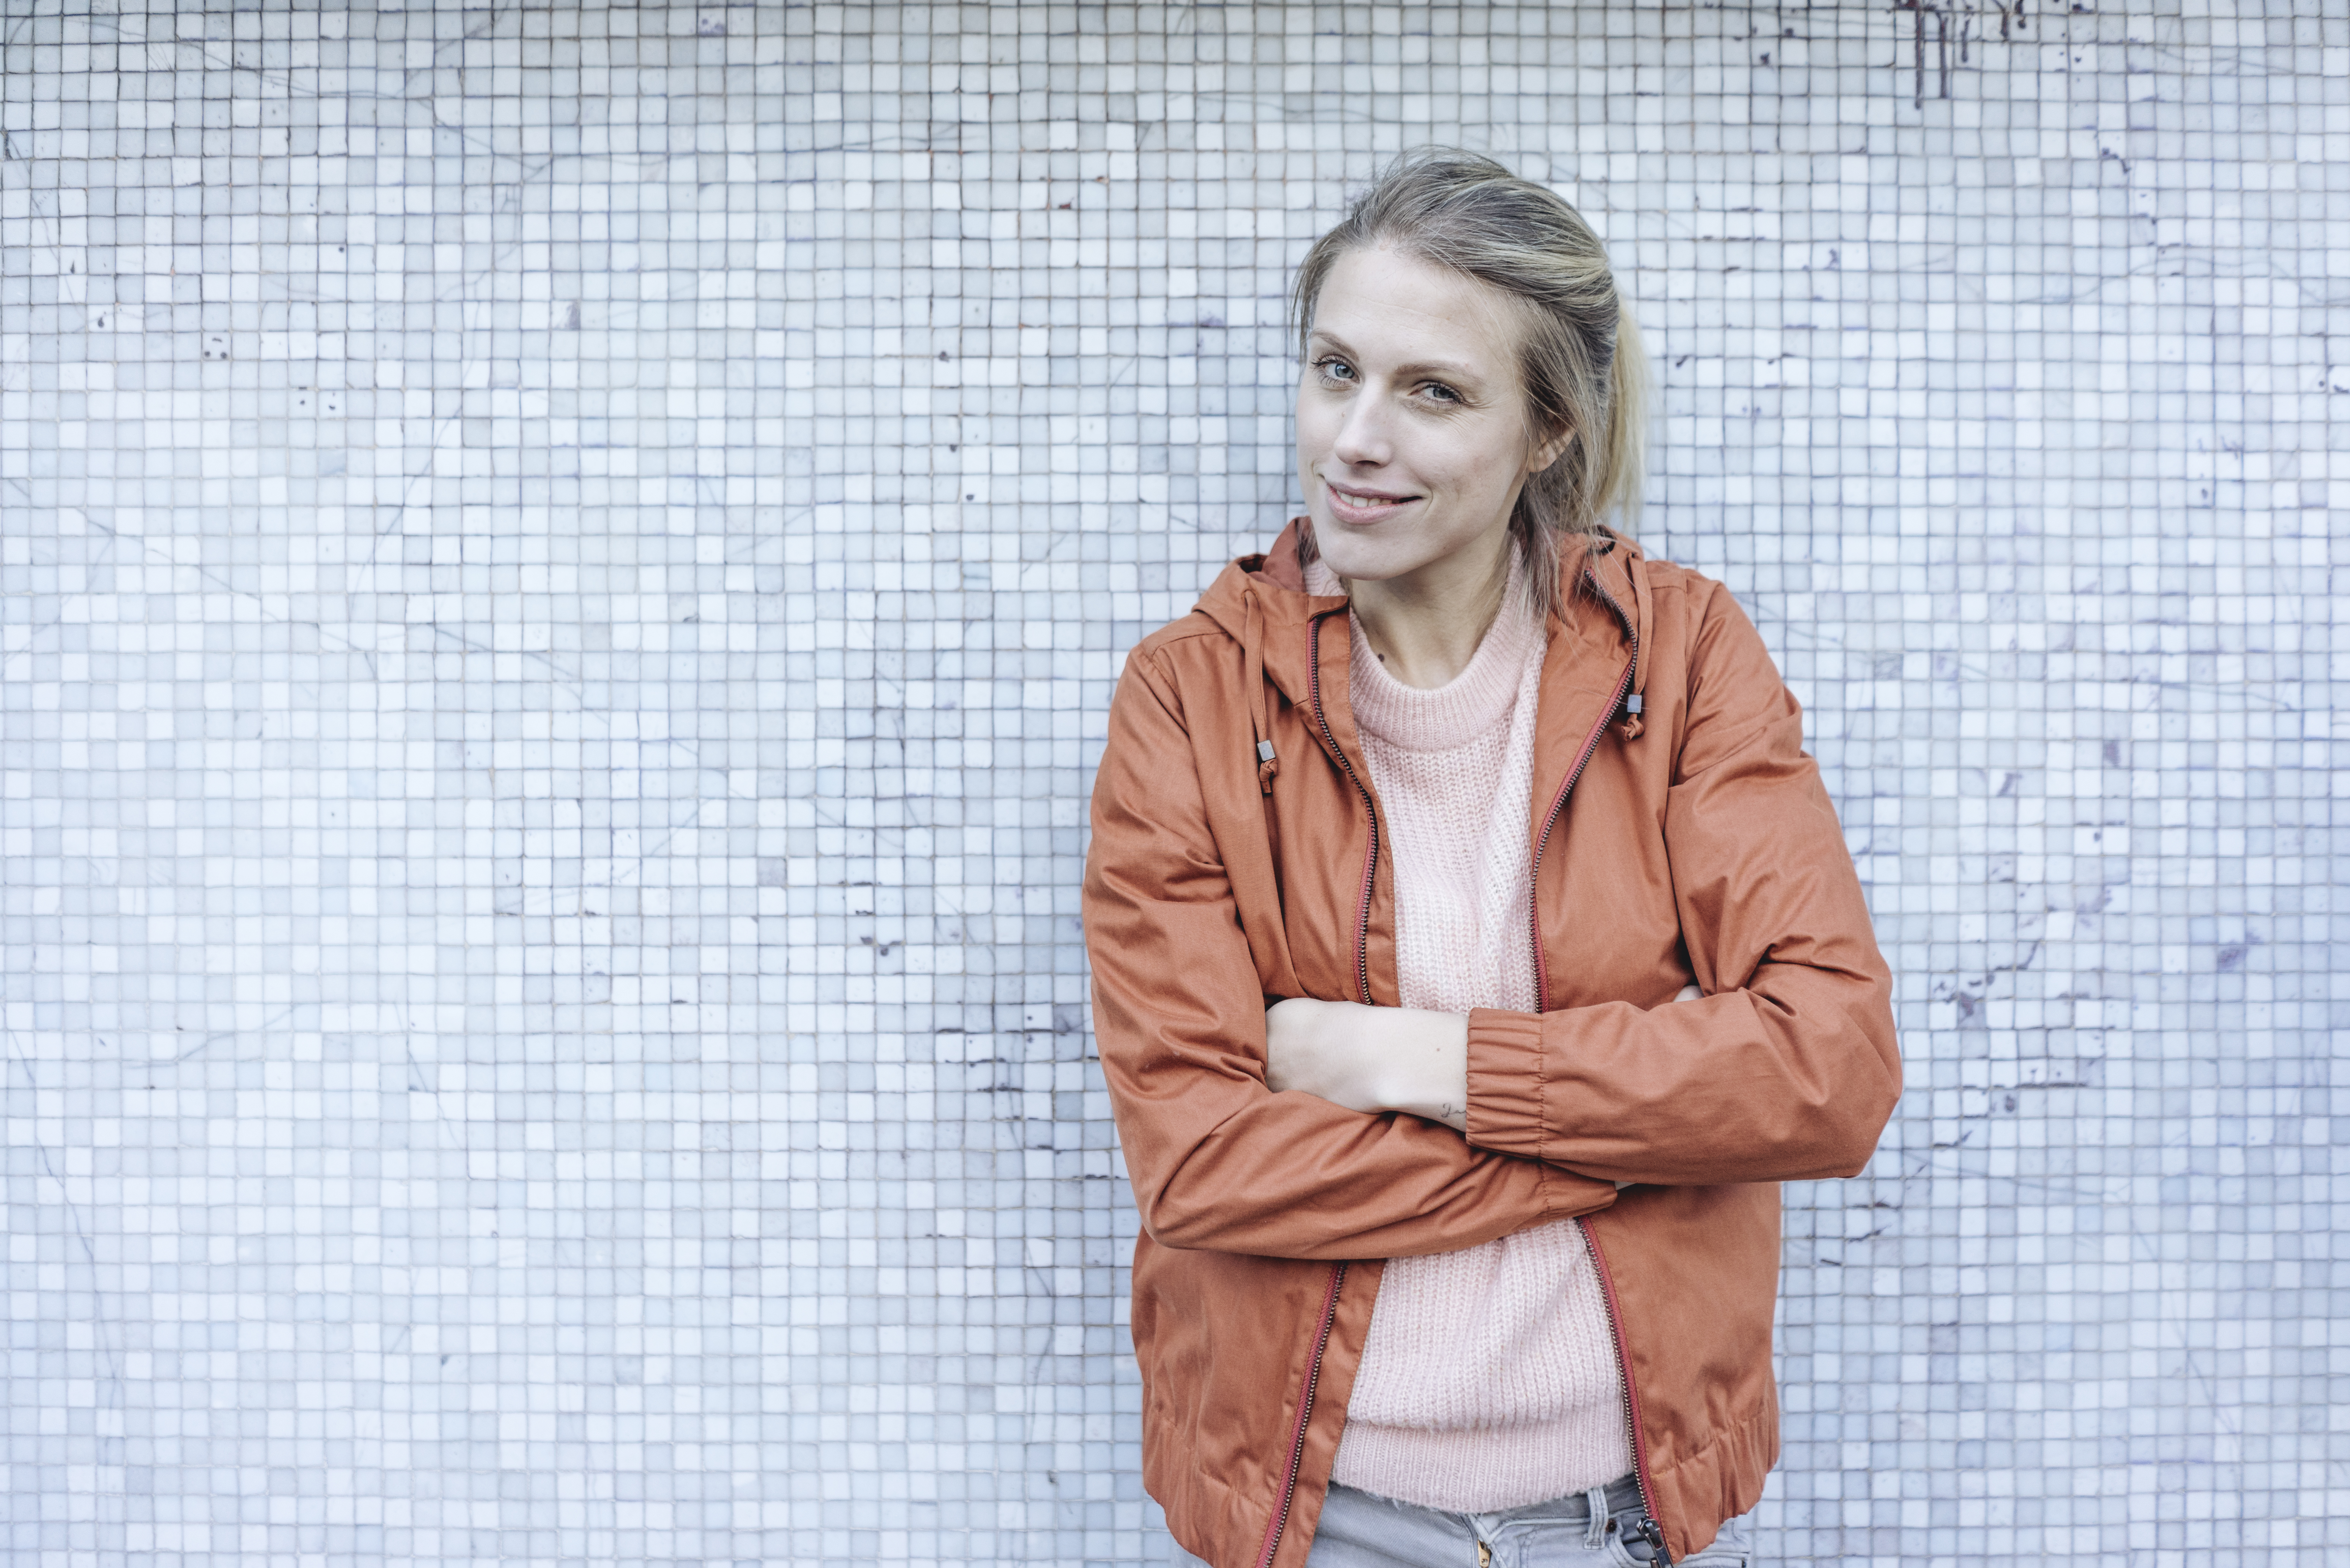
[1171,1474,1755,1568]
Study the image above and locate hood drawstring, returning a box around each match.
[1626,536,1654,740]
[1592,531,1649,741]
[1243,585,1280,795]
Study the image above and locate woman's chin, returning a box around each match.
[1307,537,1386,583]
[1312,526,1452,587]
[1308,517,1391,570]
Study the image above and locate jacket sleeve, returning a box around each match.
[1085,645,1619,1260]
[1462,583,1902,1186]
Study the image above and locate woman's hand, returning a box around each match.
[1265,986,1706,1135]
[1264,998,1471,1133]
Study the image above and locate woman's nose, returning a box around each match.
[1331,396,1392,467]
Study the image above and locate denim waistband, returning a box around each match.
[1340,1469,1648,1527]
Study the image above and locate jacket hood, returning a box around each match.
[1192,518,1349,711]
[1194,516,1655,720]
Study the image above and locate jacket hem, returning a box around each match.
[1647,1397,1780,1562]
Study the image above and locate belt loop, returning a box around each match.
[1582,1486,1611,1550]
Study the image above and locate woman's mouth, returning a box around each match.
[1323,479,1420,524]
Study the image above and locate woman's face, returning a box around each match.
[1295,244,1560,592]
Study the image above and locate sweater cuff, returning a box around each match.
[1464,1006,1549,1162]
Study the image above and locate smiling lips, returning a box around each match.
[1323,478,1421,524]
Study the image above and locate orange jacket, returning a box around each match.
[1083,521,1900,1567]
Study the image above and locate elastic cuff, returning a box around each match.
[1464,1006,1548,1162]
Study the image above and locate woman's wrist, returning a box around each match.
[1266,997,1471,1132]
[1373,1006,1470,1132]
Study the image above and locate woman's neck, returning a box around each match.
[1338,529,1515,690]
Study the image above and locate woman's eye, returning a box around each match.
[1421,383,1461,403]
[1316,358,1355,382]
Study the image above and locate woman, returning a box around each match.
[1083,151,1899,1568]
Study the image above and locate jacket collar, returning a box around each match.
[1568,525,1652,718]
[1194,517,1649,711]
[1192,518,1349,712]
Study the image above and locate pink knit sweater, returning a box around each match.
[1309,558,1631,1511]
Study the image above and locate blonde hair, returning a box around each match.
[1290,149,1650,615]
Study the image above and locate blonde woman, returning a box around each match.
[1084,151,1899,1568]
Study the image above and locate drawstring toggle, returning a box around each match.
[1241,585,1282,795]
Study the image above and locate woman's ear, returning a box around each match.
[1526,424,1574,476]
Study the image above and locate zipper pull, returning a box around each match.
[1627,1516,1671,1564]
[1476,1543,1491,1568]
[1618,690,1644,741]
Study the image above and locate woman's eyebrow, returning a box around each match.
[1308,332,1486,386]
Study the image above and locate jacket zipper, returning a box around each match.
[1308,611,1377,1005]
[1528,562,1665,1558]
[1582,1220,1670,1565]
[1251,614,1367,1568]
[1253,1261,1347,1568]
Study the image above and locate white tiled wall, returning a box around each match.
[3,4,2341,1565]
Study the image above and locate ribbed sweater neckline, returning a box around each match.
[1306,553,1540,754]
